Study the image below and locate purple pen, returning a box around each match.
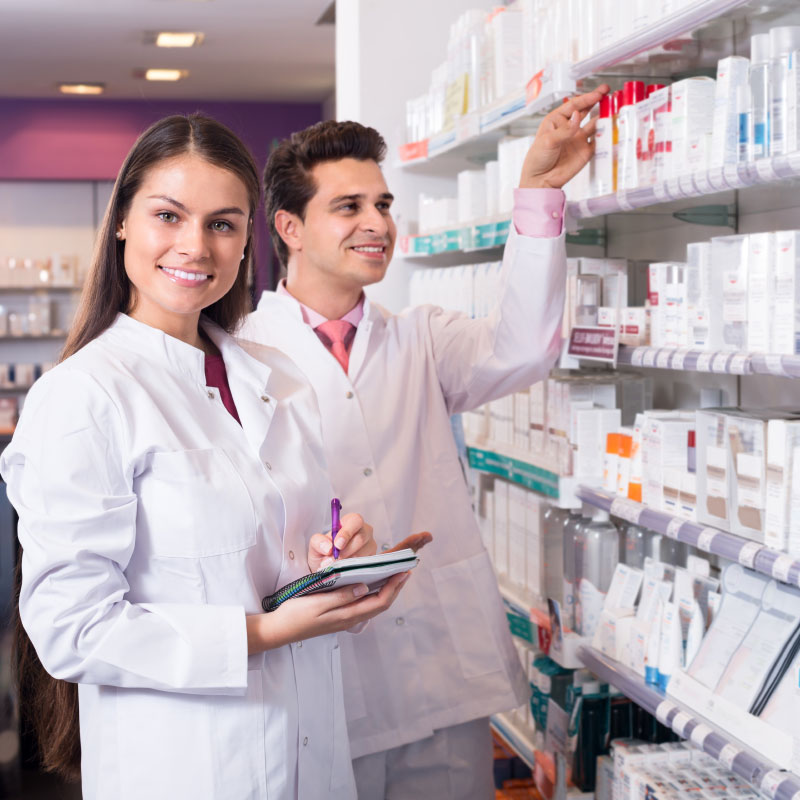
[331,498,342,559]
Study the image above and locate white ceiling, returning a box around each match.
[0,0,336,102]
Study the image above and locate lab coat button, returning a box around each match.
[206,390,215,399]
[381,543,390,552]
[288,550,295,560]
[551,210,560,219]
[297,641,302,648]
[265,462,272,471]
[260,394,271,403]
[346,391,354,399]
[303,737,308,746]
[395,617,405,626]
[363,467,372,476]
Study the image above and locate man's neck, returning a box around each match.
[284,274,363,321]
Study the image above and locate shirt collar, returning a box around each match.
[277,279,364,329]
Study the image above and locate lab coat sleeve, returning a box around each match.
[0,368,248,694]
[424,224,566,414]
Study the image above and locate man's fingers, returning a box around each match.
[388,531,433,553]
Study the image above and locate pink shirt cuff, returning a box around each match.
[512,188,566,238]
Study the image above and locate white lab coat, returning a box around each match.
[238,224,566,758]
[0,314,357,800]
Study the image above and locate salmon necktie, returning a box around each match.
[315,319,354,373]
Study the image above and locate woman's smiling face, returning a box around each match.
[119,152,250,338]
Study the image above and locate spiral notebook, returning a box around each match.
[262,548,419,612]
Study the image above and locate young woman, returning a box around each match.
[0,114,409,800]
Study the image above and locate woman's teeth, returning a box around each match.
[160,266,210,282]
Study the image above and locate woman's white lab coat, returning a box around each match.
[238,224,566,758]
[0,314,356,800]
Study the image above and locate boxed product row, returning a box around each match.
[404,0,700,146]
[417,134,536,231]
[596,739,764,800]
[0,254,81,288]
[408,260,503,318]
[0,362,51,390]
[0,300,54,337]
[578,27,800,200]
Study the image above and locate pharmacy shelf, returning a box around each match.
[398,64,575,169]
[577,646,800,800]
[467,441,579,505]
[0,333,66,341]
[490,711,537,771]
[571,0,751,80]
[568,152,800,220]
[577,485,800,589]
[617,345,800,379]
[0,286,80,293]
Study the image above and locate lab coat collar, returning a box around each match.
[107,313,272,393]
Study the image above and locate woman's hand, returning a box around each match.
[247,571,410,653]
[307,512,376,572]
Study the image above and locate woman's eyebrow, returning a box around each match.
[147,195,246,215]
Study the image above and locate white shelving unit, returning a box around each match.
[577,485,800,588]
[490,711,537,771]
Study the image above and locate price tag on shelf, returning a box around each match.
[738,541,763,569]
[697,528,719,552]
[729,353,751,374]
[764,354,789,377]
[456,113,480,143]
[707,166,729,191]
[656,350,673,369]
[696,352,714,372]
[672,710,693,737]
[694,170,713,195]
[666,517,685,540]
[690,723,713,748]
[773,553,795,583]
[630,347,646,367]
[610,497,642,524]
[679,173,697,197]
[671,349,690,371]
[719,743,741,770]
[655,700,677,726]
[643,349,658,368]
[760,770,786,797]
[755,158,781,183]
[723,163,742,188]
[667,176,683,199]
[653,182,670,202]
[712,352,731,372]
[617,190,634,211]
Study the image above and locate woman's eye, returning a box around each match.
[211,220,233,232]
[157,211,178,223]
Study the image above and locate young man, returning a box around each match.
[239,87,608,799]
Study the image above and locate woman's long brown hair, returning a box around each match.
[14,113,260,781]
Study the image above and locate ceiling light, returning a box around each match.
[58,83,105,95]
[144,69,188,81]
[155,31,204,47]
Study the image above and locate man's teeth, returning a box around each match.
[161,266,209,282]
[353,246,384,253]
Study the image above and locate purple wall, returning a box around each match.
[0,98,323,294]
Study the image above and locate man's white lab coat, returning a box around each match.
[238,224,566,758]
[1,314,357,800]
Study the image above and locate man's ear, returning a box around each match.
[274,210,303,255]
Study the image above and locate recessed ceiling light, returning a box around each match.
[58,83,105,95]
[144,69,188,81]
[155,31,204,48]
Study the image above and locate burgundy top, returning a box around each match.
[204,353,241,424]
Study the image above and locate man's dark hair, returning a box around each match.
[264,120,387,268]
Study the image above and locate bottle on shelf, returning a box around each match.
[611,89,624,193]
[561,509,587,630]
[749,33,771,160]
[574,509,619,638]
[768,25,800,157]
[623,523,651,569]
[542,504,568,612]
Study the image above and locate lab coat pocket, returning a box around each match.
[136,448,257,558]
[432,553,505,680]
